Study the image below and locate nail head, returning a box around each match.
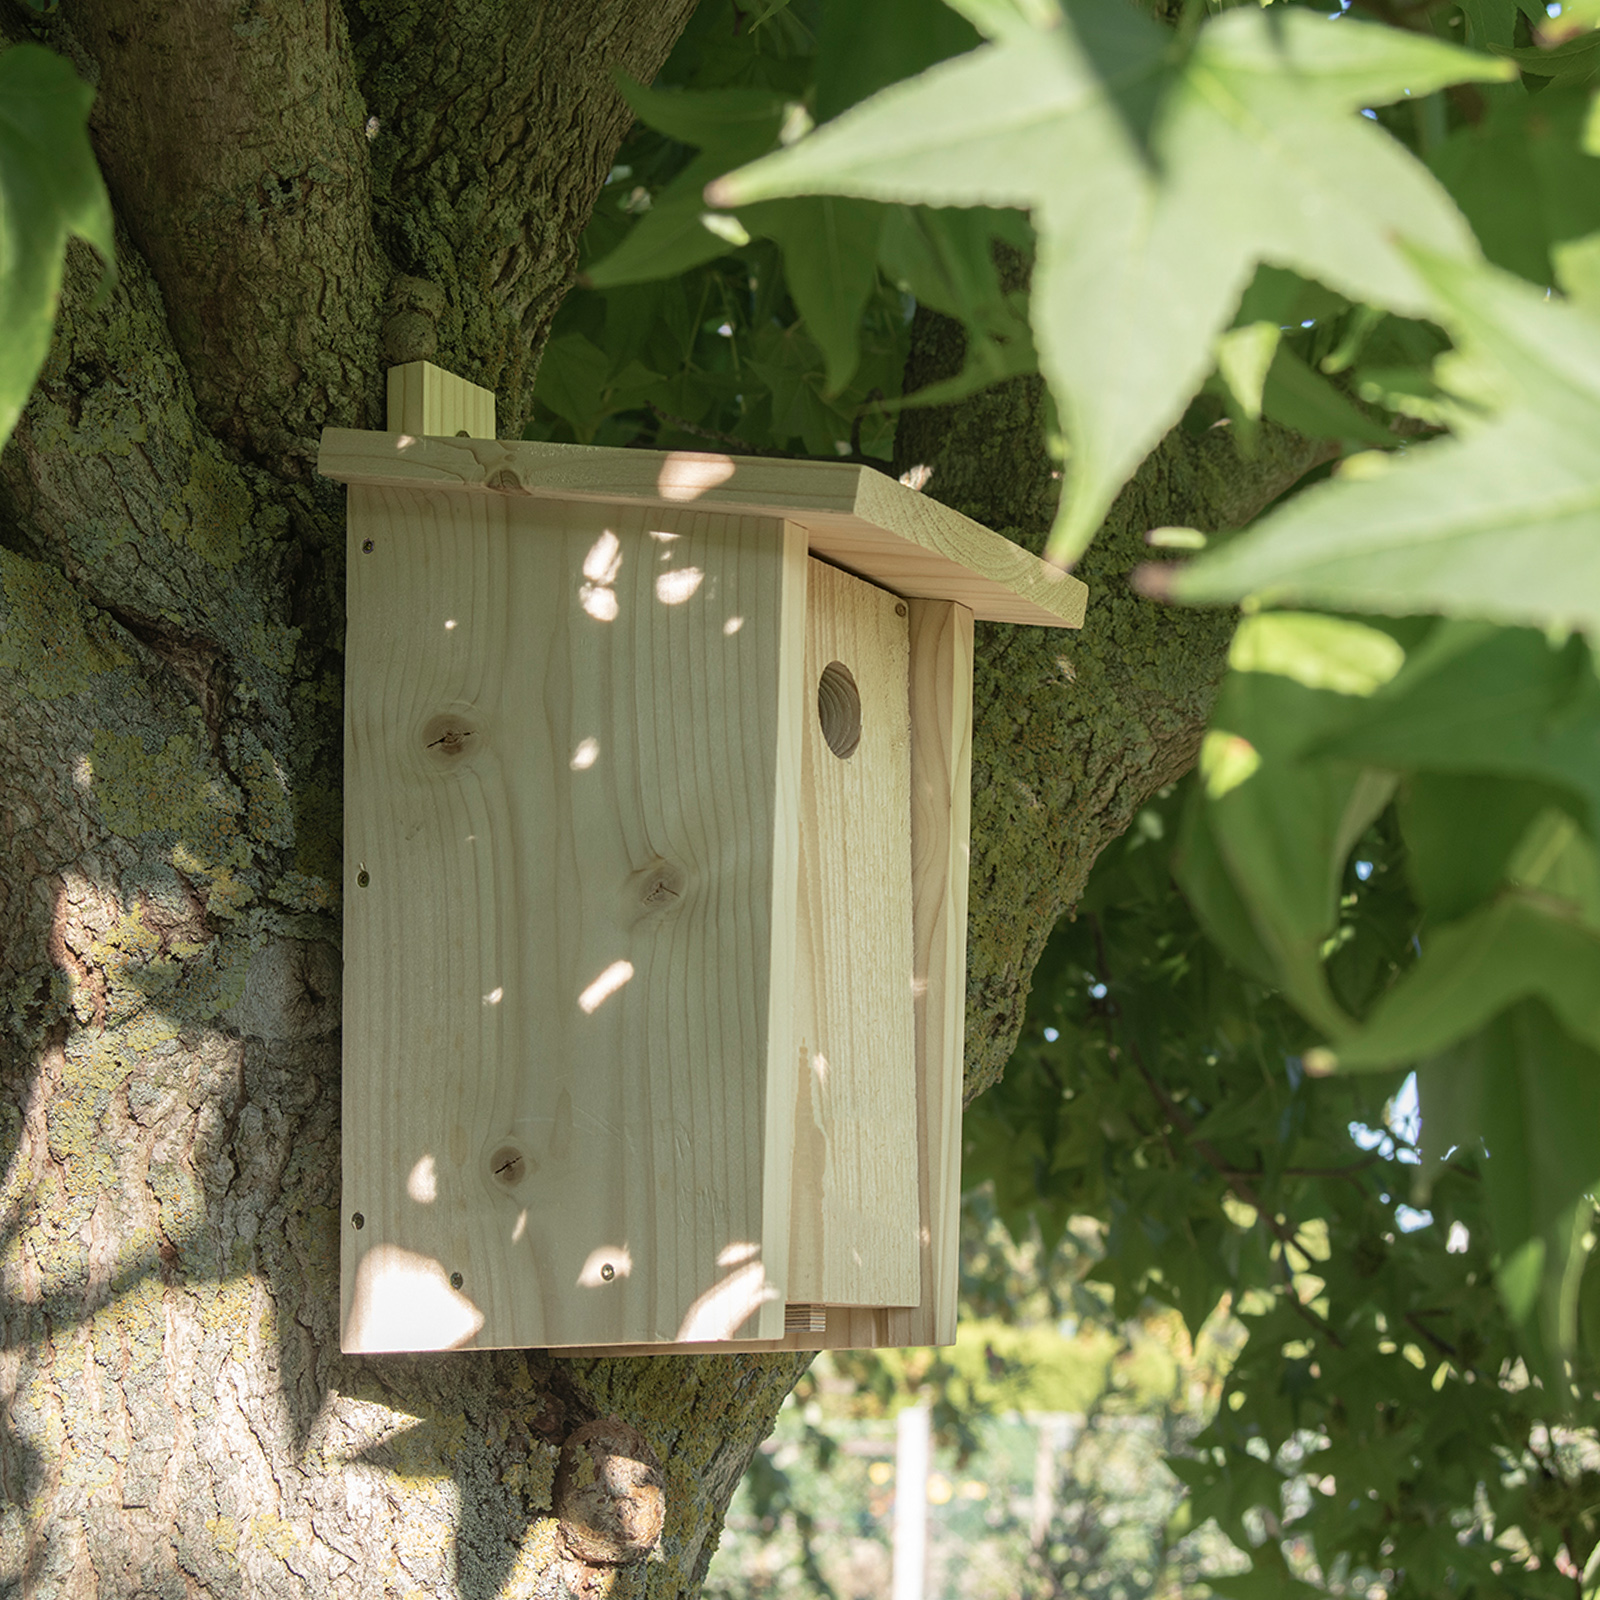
[352,1212,365,1229]
[450,1271,464,1290]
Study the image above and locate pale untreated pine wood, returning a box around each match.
[568,593,974,1357]
[340,487,806,1351]
[317,430,1088,629]
[386,361,497,439]
[903,597,975,1346]
[787,558,920,1309]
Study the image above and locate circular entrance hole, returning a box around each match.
[817,661,861,759]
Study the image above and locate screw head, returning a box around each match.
[600,1262,616,1282]
[895,601,908,618]
[356,869,370,888]
[352,1212,365,1229]
[450,1271,464,1290]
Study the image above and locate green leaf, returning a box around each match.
[1314,623,1600,832]
[1417,999,1600,1370]
[1554,228,1600,308]
[586,86,789,289]
[709,5,1509,564]
[1229,611,1406,698]
[1490,30,1600,87]
[1183,668,1398,1036]
[1216,321,1279,424]
[1401,773,1575,920]
[815,0,982,121]
[756,197,883,393]
[1259,343,1397,450]
[1459,0,1549,50]
[1168,254,1600,639]
[1429,85,1600,287]
[1334,893,1600,1068]
[0,44,115,452]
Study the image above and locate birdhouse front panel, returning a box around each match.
[788,558,920,1312]
[340,485,809,1351]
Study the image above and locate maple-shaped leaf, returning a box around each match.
[709,0,1512,564]
[0,45,115,451]
[1165,253,1600,641]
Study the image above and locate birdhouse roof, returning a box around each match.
[317,432,1087,629]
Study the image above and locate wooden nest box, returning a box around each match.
[318,362,1087,1355]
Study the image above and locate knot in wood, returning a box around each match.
[554,1419,665,1566]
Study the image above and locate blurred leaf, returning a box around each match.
[1417,999,1600,1375]
[1335,892,1600,1067]
[0,44,115,451]
[1169,254,1600,639]
[1458,0,1548,50]
[1315,623,1600,831]
[815,0,982,121]
[1430,84,1600,286]
[1259,343,1397,449]
[1491,29,1600,86]
[1400,772,1573,920]
[711,4,1508,563]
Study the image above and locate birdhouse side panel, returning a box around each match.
[340,486,806,1351]
[787,558,921,1311]
[905,597,974,1347]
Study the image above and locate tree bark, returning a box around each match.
[0,5,1329,1595]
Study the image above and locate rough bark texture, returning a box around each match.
[894,311,1338,1100]
[0,3,1331,1594]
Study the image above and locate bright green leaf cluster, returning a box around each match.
[710,2,1512,562]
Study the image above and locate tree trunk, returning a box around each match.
[0,5,1328,1594]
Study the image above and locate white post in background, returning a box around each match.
[893,1404,931,1600]
[1029,1413,1074,1551]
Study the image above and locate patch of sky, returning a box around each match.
[1349,1071,1422,1165]
[1089,981,1108,1000]
[1043,1026,1060,1043]
[1355,859,1373,882]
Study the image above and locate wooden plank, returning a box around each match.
[340,487,806,1352]
[317,430,1088,629]
[903,598,974,1347]
[787,558,920,1309]
[567,597,974,1358]
[386,361,497,439]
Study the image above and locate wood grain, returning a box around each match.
[340,487,807,1351]
[567,593,975,1357]
[787,559,920,1310]
[318,430,1088,628]
[904,598,975,1347]
[386,361,497,439]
